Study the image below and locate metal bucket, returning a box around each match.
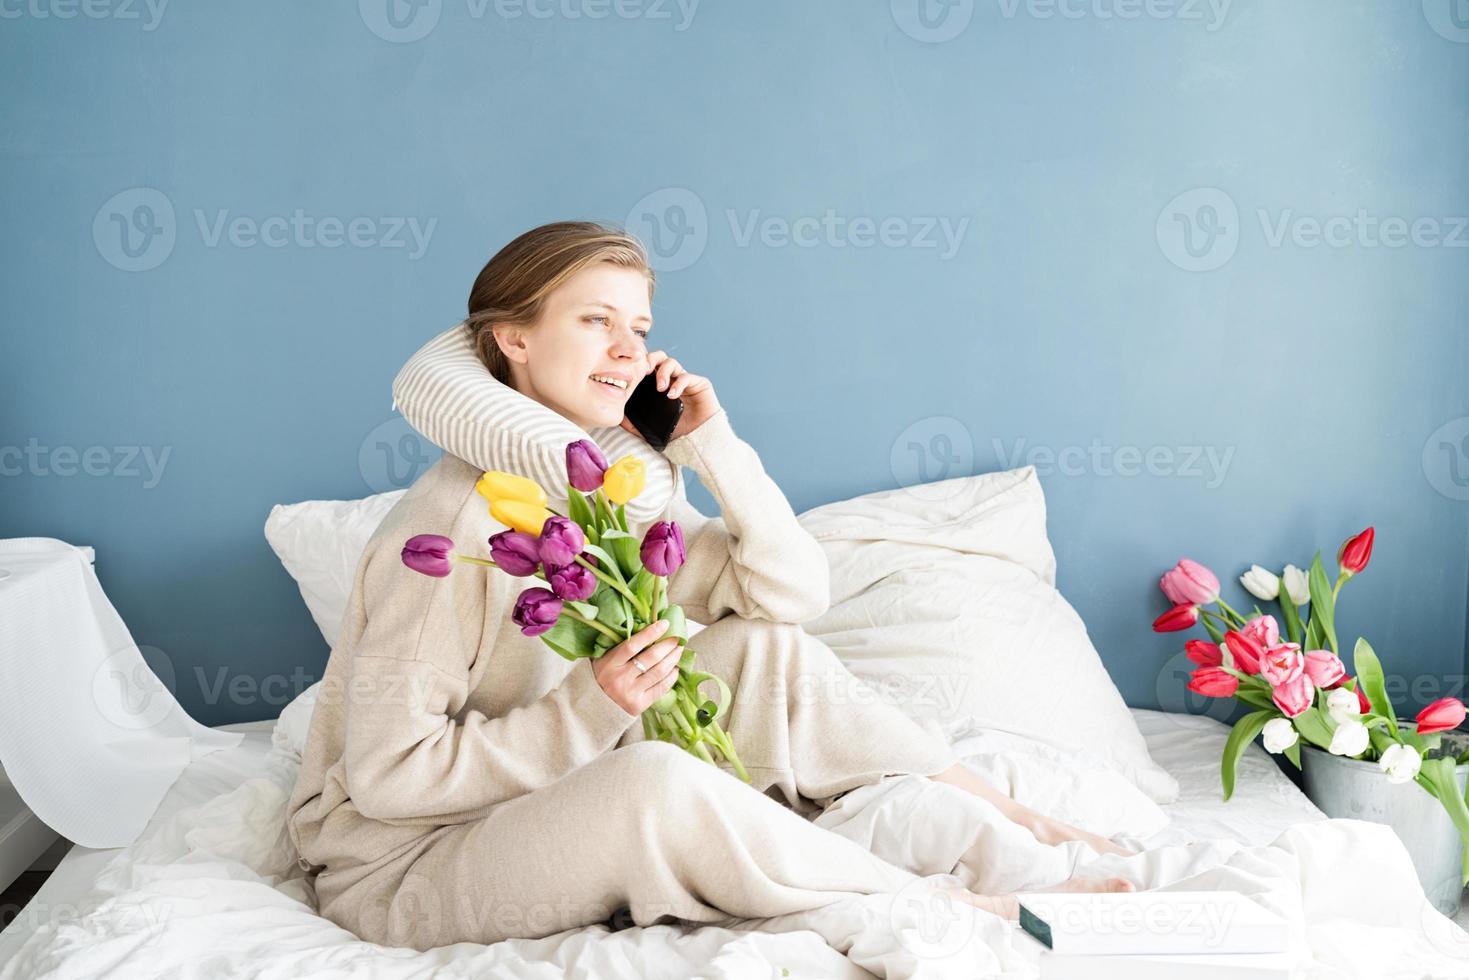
[1300,735,1468,916]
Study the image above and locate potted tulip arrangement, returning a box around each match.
[1152,528,1469,913]
[400,438,750,783]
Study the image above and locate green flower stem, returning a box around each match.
[560,607,623,643]
[1214,598,1249,628]
[573,555,650,620]
[452,555,498,568]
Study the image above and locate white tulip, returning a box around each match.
[1262,718,1299,754]
[1326,687,1361,724]
[1282,565,1310,606]
[1328,719,1370,757]
[1377,743,1423,785]
[1240,565,1281,601]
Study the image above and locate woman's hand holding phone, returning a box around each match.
[619,351,721,445]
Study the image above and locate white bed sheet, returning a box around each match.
[1,711,1465,979]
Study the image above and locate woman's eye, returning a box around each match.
[588,316,609,326]
[635,331,649,339]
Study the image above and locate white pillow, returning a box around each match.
[794,466,1179,804]
[264,490,406,649]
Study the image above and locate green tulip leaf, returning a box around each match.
[1222,709,1275,802]
[1283,739,1301,769]
[1307,554,1338,655]
[567,486,594,534]
[1352,638,1397,737]
[1232,685,1279,711]
[1292,706,1334,749]
[1279,592,1304,646]
[1201,616,1224,644]
[599,529,643,580]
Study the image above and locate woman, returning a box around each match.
[285,221,1137,952]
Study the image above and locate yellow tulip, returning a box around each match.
[601,456,646,505]
[490,499,550,536]
[476,470,547,509]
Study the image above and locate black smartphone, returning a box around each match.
[623,371,684,451]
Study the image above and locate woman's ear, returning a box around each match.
[491,322,530,365]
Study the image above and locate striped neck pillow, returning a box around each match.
[390,321,681,526]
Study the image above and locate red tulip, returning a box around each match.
[1153,603,1200,632]
[1337,527,1374,577]
[1187,666,1239,698]
[1185,639,1223,668]
[1415,697,1467,735]
[1222,630,1264,674]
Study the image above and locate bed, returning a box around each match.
[1,708,1464,979]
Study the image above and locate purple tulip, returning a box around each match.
[512,587,562,637]
[538,515,586,567]
[401,534,454,577]
[566,439,609,493]
[489,530,542,577]
[546,561,597,601]
[640,521,686,576]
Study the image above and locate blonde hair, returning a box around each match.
[466,221,656,386]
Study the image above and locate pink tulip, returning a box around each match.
[1271,673,1314,718]
[1241,615,1280,650]
[1185,639,1223,668]
[1415,697,1467,735]
[1153,603,1200,633]
[1160,559,1221,606]
[1260,645,1305,686]
[1337,527,1375,577]
[1222,630,1264,674]
[1302,650,1346,689]
[1187,666,1239,698]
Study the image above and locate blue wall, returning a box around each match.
[3,1,1466,726]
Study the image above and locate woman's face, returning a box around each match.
[496,262,653,431]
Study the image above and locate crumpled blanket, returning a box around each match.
[2,732,1466,980]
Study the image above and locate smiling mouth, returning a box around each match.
[590,377,629,396]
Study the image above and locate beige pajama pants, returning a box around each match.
[331,616,1080,951]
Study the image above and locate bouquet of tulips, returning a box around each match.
[400,438,750,783]
[1153,527,1469,885]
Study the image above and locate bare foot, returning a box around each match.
[1029,816,1139,858]
[942,876,1136,921]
